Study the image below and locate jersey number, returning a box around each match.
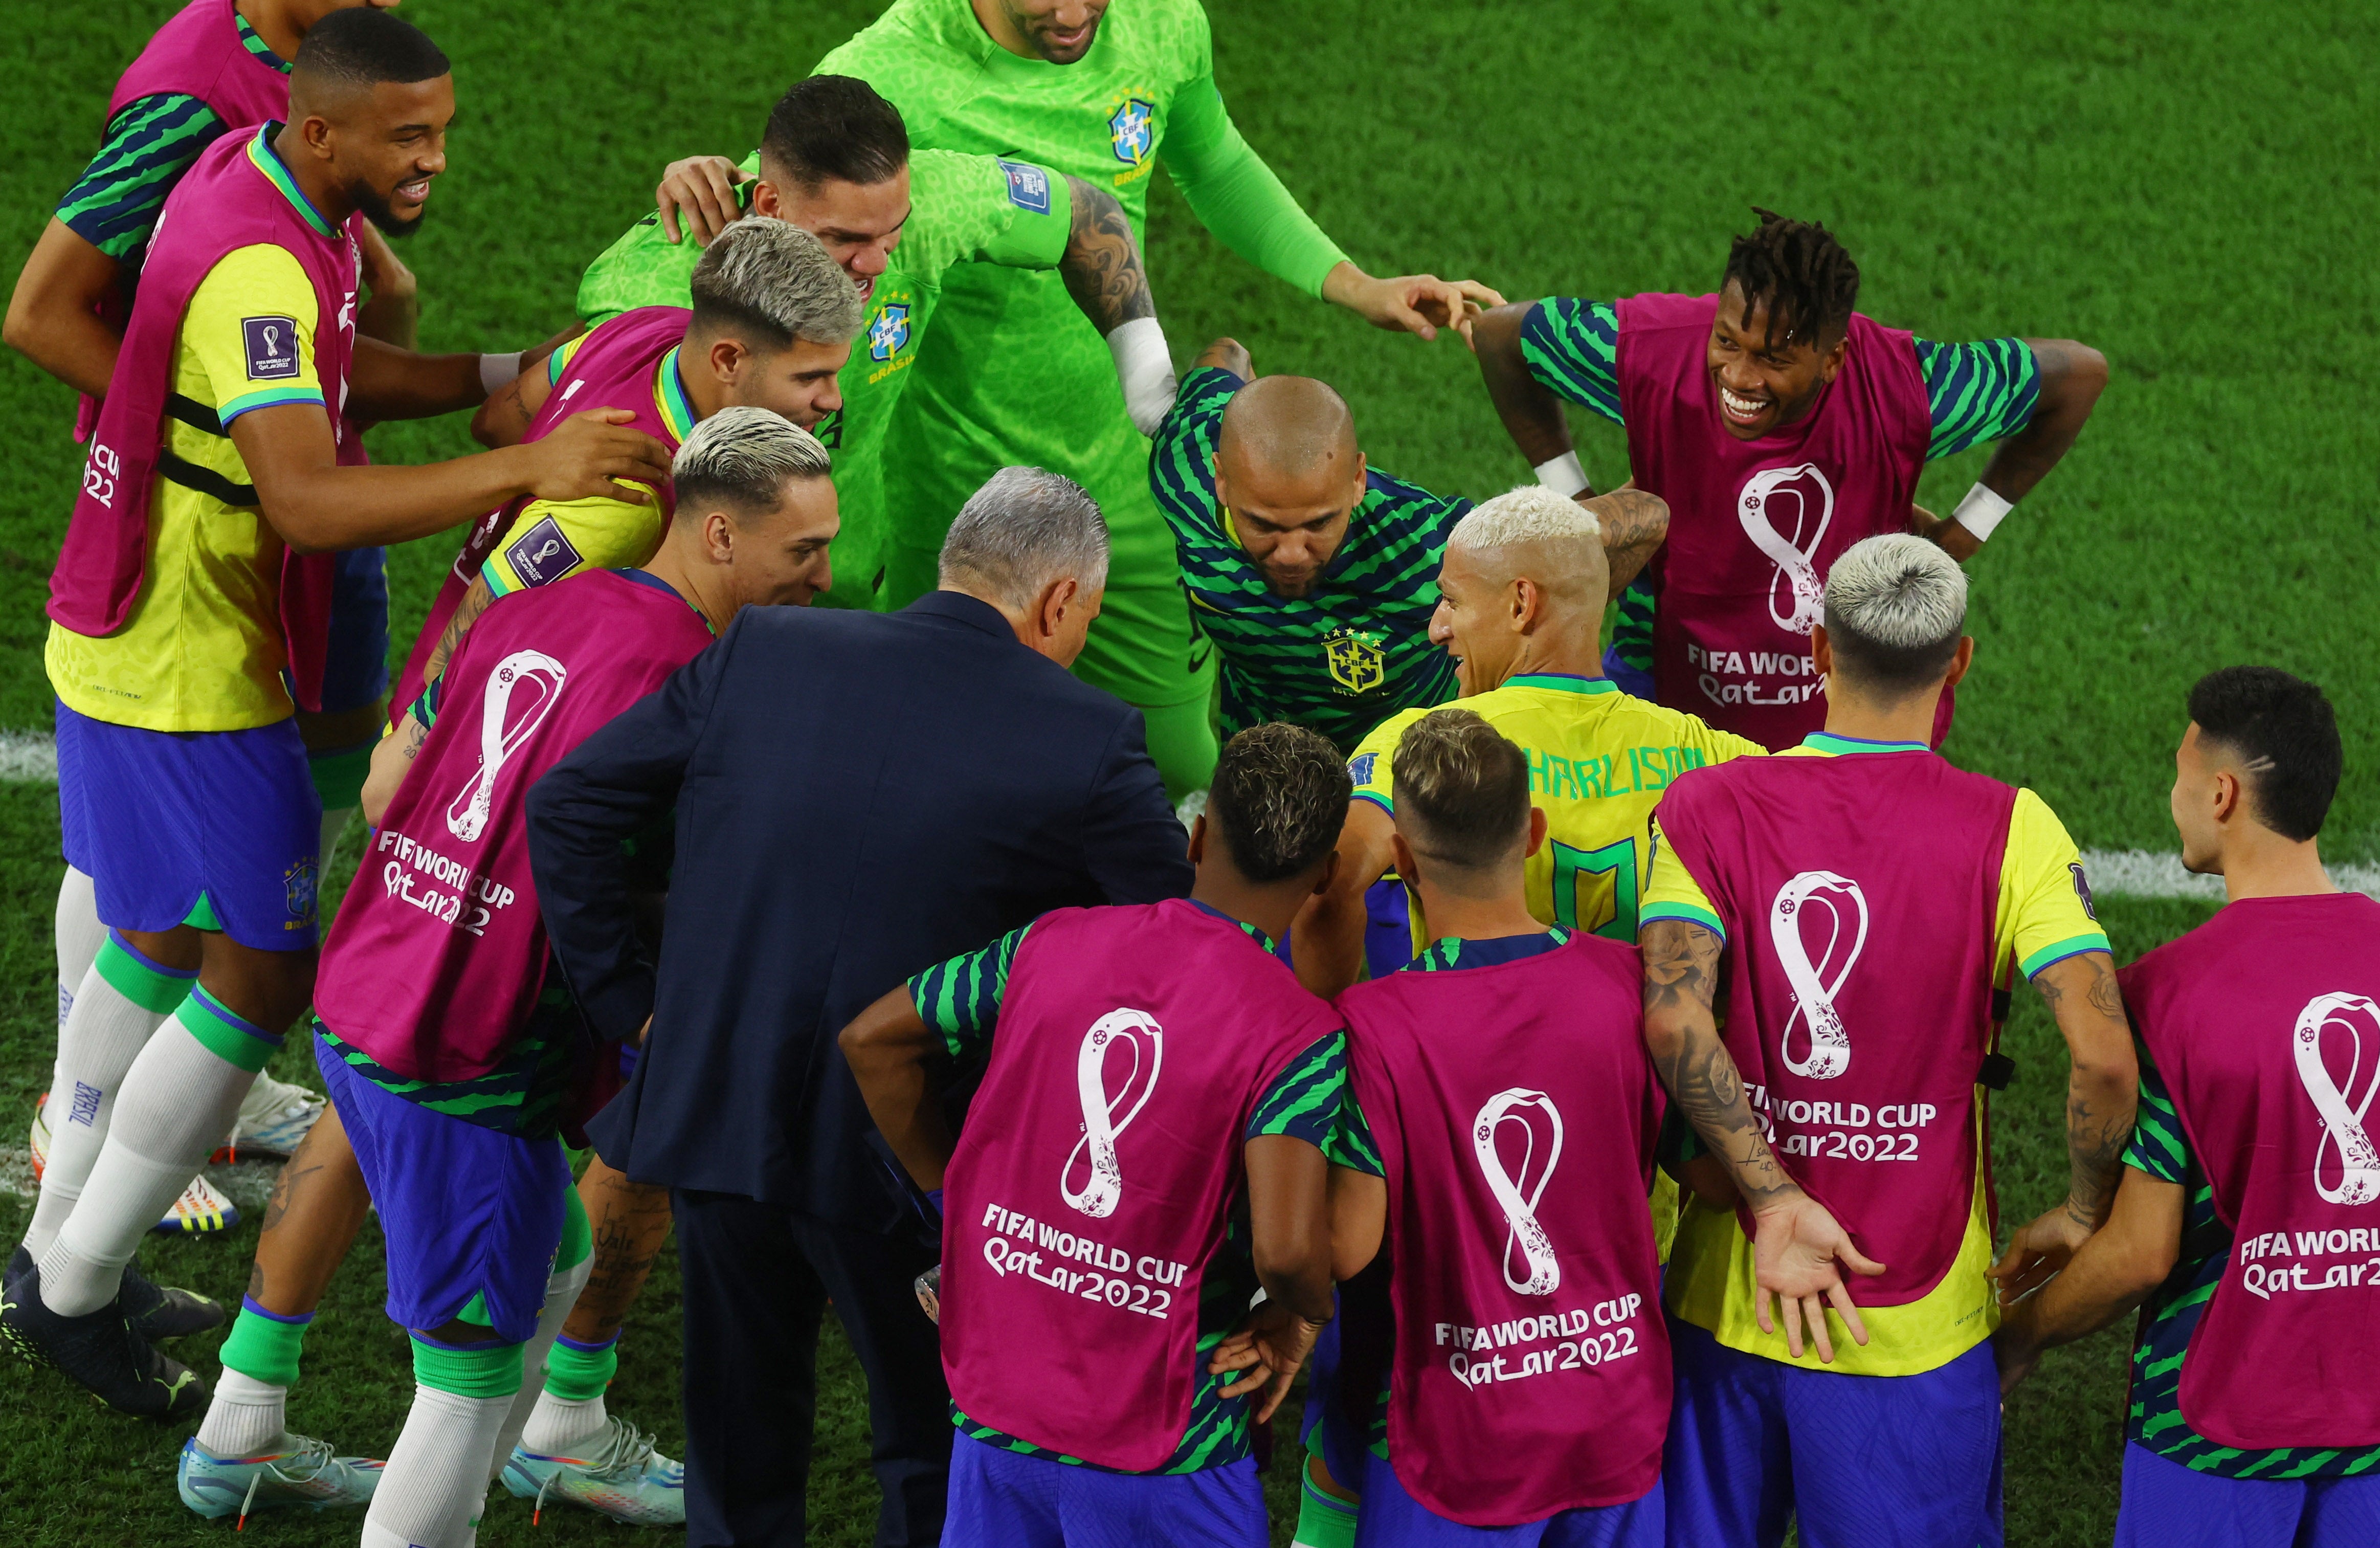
[1551,837,1638,942]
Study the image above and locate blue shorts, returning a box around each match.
[55,701,320,950]
[1661,1316,2002,1548]
[317,545,391,718]
[1365,878,1414,979]
[1358,1446,1663,1547]
[317,1031,571,1344]
[1299,1303,1377,1498]
[943,1431,1265,1548]
[1601,645,1655,701]
[2115,1442,2380,1548]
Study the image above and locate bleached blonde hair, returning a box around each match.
[1822,534,1969,691]
[1447,484,1602,552]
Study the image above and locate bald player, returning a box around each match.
[1151,339,1669,759]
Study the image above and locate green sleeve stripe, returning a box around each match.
[1638,900,1726,942]
[2121,1052,2192,1182]
[1324,1090,1385,1176]
[219,385,324,424]
[2021,932,2111,980]
[1517,298,1625,425]
[1248,1031,1347,1141]
[1915,337,2042,460]
[1351,790,1394,816]
[909,923,1030,1059]
[480,563,517,599]
[56,94,225,259]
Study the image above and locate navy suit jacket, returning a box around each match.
[527,591,1193,1226]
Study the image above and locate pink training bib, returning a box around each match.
[939,900,1341,1472]
[1616,293,1937,750]
[2125,893,2380,1451]
[1657,750,2014,1303]
[1338,934,1669,1523]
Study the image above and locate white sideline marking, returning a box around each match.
[0,731,58,783]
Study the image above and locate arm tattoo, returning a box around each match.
[2035,953,2136,1226]
[398,716,428,763]
[425,579,497,687]
[1640,921,1799,1208]
[1060,178,1155,334]
[1585,487,1669,595]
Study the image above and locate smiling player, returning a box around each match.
[1474,209,2106,748]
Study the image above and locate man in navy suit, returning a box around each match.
[527,466,1193,1547]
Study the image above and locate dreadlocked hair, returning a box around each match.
[1721,208,1861,350]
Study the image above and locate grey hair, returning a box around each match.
[938,467,1110,608]
[688,219,863,347]
[671,406,832,520]
[1448,484,1602,551]
[1821,534,1969,692]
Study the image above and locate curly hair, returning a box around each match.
[1206,724,1351,883]
[1721,207,1861,350]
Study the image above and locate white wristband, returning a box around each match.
[1533,451,1590,499]
[1106,317,1177,436]
[1952,481,2014,542]
[478,350,524,396]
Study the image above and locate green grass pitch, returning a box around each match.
[0,0,2373,1541]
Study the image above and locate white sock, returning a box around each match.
[195,1368,290,1458]
[22,956,182,1260]
[52,867,106,1087]
[487,1255,595,1484]
[319,808,354,874]
[364,1384,510,1548]
[40,1022,253,1317]
[521,1391,608,1456]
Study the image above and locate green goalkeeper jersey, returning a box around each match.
[817,0,1352,754]
[575,147,1072,611]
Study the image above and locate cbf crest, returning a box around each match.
[1324,629,1386,694]
[868,303,911,363]
[1109,98,1155,165]
[283,858,319,930]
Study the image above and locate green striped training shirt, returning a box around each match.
[55,13,289,268]
[1517,298,2044,676]
[1148,366,1464,755]
[910,903,1348,1474]
[2122,1044,2380,1479]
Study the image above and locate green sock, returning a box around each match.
[411,1334,525,1399]
[542,1333,619,1402]
[308,741,375,812]
[556,1161,591,1271]
[218,1300,314,1389]
[1294,1455,1361,1548]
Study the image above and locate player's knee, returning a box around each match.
[198,937,319,1038]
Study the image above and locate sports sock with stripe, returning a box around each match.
[197,1298,317,1456]
[21,931,195,1260]
[523,1333,618,1454]
[38,992,273,1317]
[1293,1454,1362,1548]
[365,1337,523,1548]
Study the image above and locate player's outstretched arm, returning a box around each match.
[1988,950,2138,1296]
[3,218,124,399]
[839,987,957,1193]
[1925,337,2108,561]
[1994,1164,2181,1396]
[1580,485,1669,603]
[1209,1135,1334,1422]
[1473,302,1582,475]
[1639,918,1886,1361]
[1058,178,1173,435]
[233,403,671,552]
[1291,799,1398,998]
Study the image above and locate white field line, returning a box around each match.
[1,737,2369,899]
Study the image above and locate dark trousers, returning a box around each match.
[673,1189,951,1547]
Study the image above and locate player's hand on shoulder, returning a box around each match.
[656,154,751,246]
[1324,262,1508,346]
[1194,337,1255,379]
[518,408,673,503]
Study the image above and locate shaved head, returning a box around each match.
[1210,375,1368,599]
[1216,375,1360,484]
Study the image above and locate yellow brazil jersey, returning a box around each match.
[47,233,335,732]
[478,337,697,598]
[1348,672,1763,1259]
[1639,732,2111,1376]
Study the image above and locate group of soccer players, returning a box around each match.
[2,0,2372,1545]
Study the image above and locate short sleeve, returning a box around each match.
[1246,1030,1347,1145]
[1323,1088,1385,1177]
[546,331,593,386]
[1519,298,1625,426]
[1348,712,1421,814]
[909,923,1034,1060]
[183,244,326,424]
[1637,818,1726,942]
[1148,366,1241,543]
[2122,1040,2191,1184]
[481,493,664,597]
[1684,718,1768,769]
[1997,789,2111,979]
[1914,338,2041,460]
[55,94,226,261]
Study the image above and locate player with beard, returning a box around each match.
[1150,339,1669,758]
[580,74,1167,618]
[657,0,1501,798]
[5,0,450,1239]
[3,8,669,1421]
[1999,669,2380,1548]
[1473,210,2105,749]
